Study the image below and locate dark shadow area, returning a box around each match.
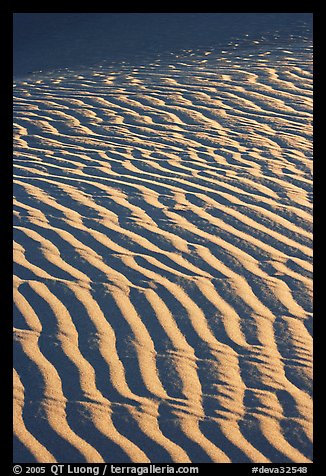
[199,419,252,463]
[273,318,313,397]
[65,402,132,463]
[157,406,213,462]
[13,436,38,464]
[280,418,313,461]
[110,407,174,463]
[14,13,312,77]
[238,417,292,462]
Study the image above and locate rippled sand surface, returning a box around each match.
[13,35,313,463]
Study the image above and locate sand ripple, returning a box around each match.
[13,41,312,463]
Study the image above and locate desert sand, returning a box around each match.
[13,15,312,464]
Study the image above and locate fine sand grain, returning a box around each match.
[13,36,312,463]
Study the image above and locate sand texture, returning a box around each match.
[13,34,312,463]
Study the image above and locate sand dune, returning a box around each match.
[13,33,312,463]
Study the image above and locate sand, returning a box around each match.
[13,26,312,463]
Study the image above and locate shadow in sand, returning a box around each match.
[199,419,252,463]
[280,418,312,461]
[157,406,213,462]
[13,436,38,464]
[111,407,174,463]
[65,402,132,463]
[239,417,292,463]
